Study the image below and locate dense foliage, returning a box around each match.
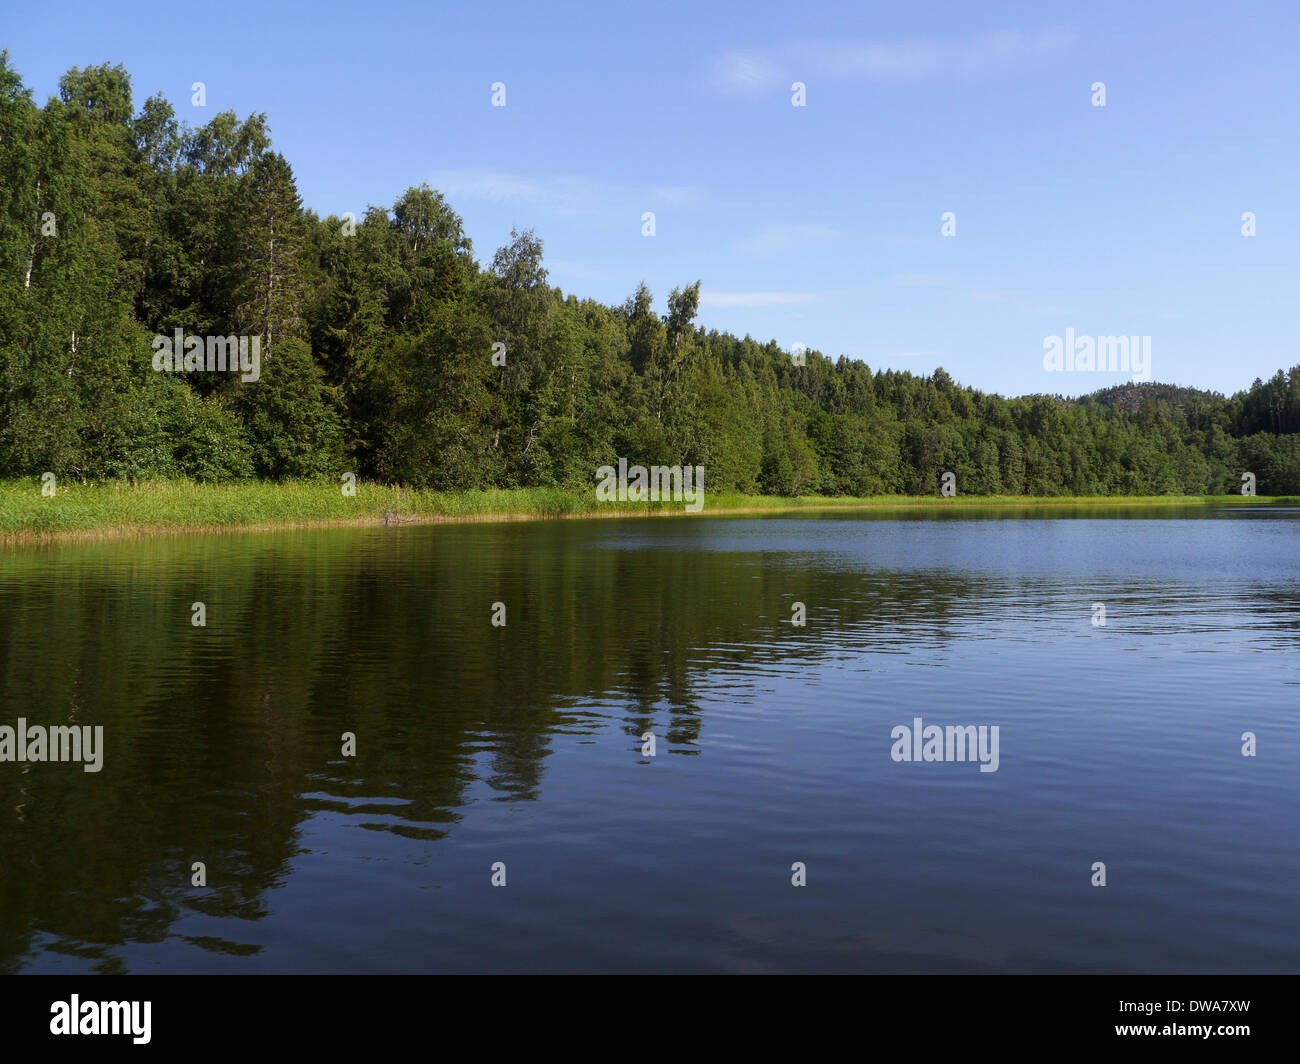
[3,57,1298,494]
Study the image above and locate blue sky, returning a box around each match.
[6,0,1297,397]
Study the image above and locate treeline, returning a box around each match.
[2,56,1298,495]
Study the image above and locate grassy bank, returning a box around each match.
[1,479,1294,542]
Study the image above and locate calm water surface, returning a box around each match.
[2,507,1298,973]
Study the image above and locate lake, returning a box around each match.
[2,506,1297,973]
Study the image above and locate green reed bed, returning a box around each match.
[0,479,1293,540]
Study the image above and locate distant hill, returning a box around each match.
[1077,382,1228,415]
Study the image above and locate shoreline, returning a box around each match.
[2,482,1294,545]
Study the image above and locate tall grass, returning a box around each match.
[0,478,1293,540]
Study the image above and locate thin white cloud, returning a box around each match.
[652,185,705,207]
[429,170,600,215]
[804,28,1076,80]
[710,29,1075,92]
[736,224,839,259]
[428,170,704,221]
[710,50,782,93]
[700,290,822,308]
[545,259,602,279]
[869,347,938,359]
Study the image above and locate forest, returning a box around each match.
[3,55,1299,496]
